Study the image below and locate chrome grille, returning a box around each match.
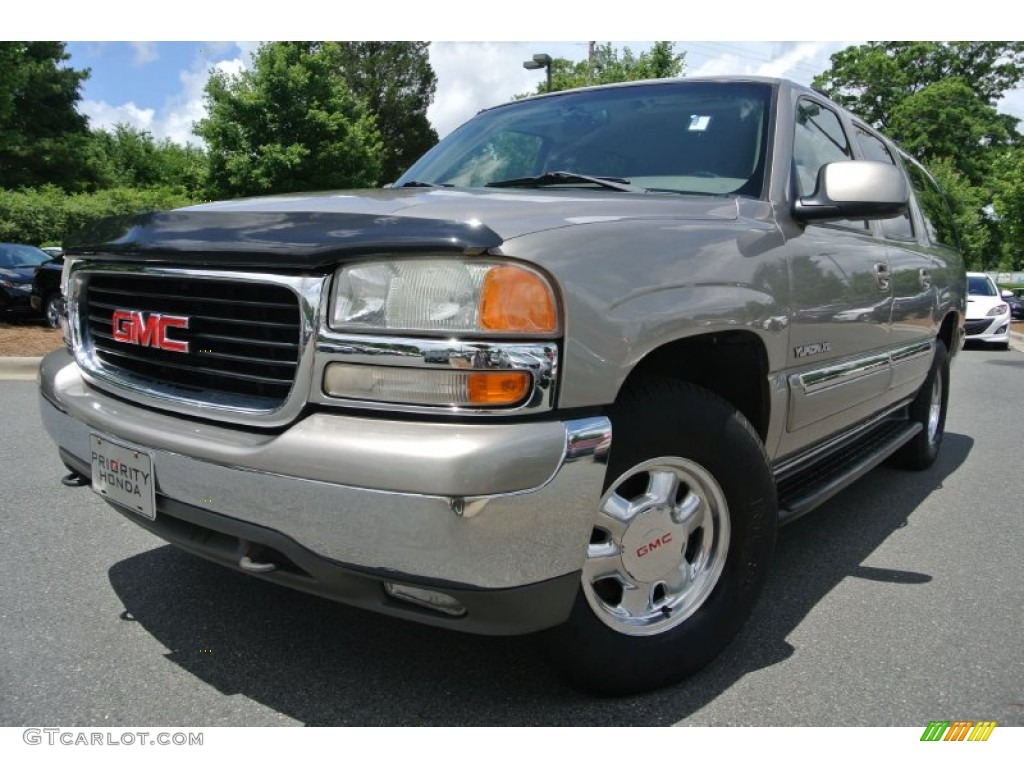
[84,273,302,407]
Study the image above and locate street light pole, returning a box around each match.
[523,53,553,92]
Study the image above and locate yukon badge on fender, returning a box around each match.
[111,310,190,353]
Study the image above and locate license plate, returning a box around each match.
[90,433,156,520]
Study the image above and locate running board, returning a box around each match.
[775,420,922,525]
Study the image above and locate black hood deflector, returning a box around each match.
[65,211,504,269]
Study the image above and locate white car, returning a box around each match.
[965,272,1011,349]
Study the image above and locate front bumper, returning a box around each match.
[39,350,611,634]
[964,314,1011,344]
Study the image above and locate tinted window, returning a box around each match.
[793,99,866,230]
[902,155,958,248]
[793,99,851,196]
[855,128,913,240]
[398,81,773,197]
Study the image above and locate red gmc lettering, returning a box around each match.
[636,532,673,558]
[111,310,190,353]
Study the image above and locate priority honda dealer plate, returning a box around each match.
[90,433,156,520]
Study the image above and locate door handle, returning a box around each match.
[873,262,890,292]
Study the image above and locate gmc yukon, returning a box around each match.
[39,77,966,694]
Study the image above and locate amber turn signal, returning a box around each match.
[467,371,532,405]
[479,265,557,333]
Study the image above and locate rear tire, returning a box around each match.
[892,340,949,470]
[546,380,776,695]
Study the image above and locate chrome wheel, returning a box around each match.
[582,456,731,636]
[45,295,62,329]
[926,372,942,444]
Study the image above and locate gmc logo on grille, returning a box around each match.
[111,310,190,353]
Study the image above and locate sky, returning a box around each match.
[18,4,1024,148]
[61,41,863,146]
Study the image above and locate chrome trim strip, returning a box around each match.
[67,262,326,428]
[773,397,914,478]
[890,338,933,365]
[790,353,889,395]
[789,338,935,397]
[312,332,559,415]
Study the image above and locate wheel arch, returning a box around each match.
[615,330,772,442]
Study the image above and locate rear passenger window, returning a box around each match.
[855,128,913,240]
[902,156,959,249]
[793,98,866,230]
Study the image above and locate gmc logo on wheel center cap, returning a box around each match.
[636,532,673,559]
[111,310,190,353]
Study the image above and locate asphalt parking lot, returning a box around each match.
[1,345,1022,726]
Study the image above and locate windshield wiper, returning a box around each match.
[485,171,643,193]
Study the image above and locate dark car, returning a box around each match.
[30,254,65,328]
[1005,289,1024,321]
[0,243,52,320]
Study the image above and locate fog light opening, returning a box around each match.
[384,582,467,617]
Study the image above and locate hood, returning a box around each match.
[0,267,35,284]
[65,188,740,269]
[965,293,1007,320]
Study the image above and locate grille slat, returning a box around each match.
[88,285,295,310]
[83,274,302,407]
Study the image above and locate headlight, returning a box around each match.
[329,259,559,335]
[987,303,1008,316]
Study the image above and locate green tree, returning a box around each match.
[812,42,1024,129]
[0,41,101,191]
[525,42,685,95]
[333,42,439,183]
[889,79,1015,186]
[194,41,382,198]
[925,157,991,269]
[92,123,206,195]
[991,149,1024,269]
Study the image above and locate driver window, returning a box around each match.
[794,98,865,229]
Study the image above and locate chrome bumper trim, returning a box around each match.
[40,350,611,589]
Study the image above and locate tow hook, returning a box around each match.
[61,471,89,487]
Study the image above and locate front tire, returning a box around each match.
[44,293,62,329]
[547,380,776,695]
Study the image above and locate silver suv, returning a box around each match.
[39,77,965,694]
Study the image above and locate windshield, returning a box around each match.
[0,244,51,269]
[397,81,773,197]
[967,275,997,296]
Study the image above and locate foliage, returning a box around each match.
[812,42,1024,129]
[195,42,382,198]
[0,185,197,246]
[523,42,685,95]
[888,79,1014,187]
[92,123,207,195]
[0,41,101,192]
[990,148,1024,269]
[924,158,991,269]
[332,42,439,183]
[814,42,1024,266]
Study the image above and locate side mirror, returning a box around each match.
[1001,289,1014,299]
[794,160,908,222]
